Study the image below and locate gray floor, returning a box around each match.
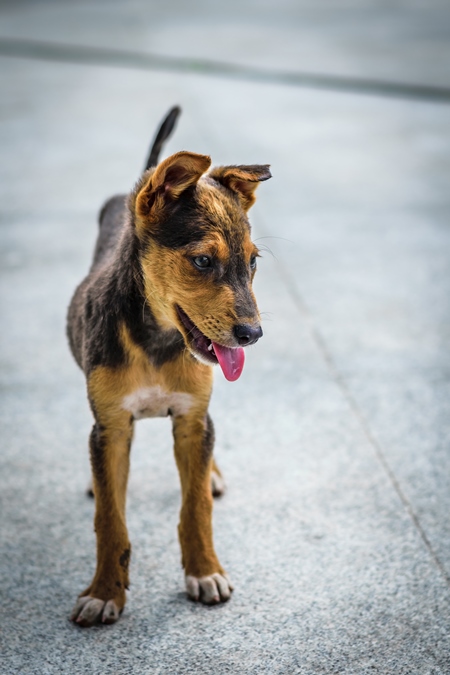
[1,2,450,673]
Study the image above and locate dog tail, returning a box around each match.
[144,106,182,171]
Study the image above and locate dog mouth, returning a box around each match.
[175,305,245,382]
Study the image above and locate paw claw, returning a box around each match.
[212,572,232,601]
[185,575,200,601]
[70,595,93,621]
[211,470,225,498]
[102,600,120,624]
[71,596,121,627]
[185,573,233,605]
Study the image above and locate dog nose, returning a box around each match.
[233,324,263,346]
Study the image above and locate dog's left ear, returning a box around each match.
[209,164,271,210]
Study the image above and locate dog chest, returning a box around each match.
[122,386,193,419]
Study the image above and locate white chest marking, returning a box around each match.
[122,386,193,420]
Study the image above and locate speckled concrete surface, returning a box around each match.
[1,2,450,674]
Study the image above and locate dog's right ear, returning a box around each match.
[133,151,211,229]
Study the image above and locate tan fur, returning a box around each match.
[139,180,261,346]
[140,239,256,345]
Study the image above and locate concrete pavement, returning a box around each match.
[1,2,449,673]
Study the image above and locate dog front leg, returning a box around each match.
[71,415,133,626]
[172,412,233,604]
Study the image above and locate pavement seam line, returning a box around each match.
[260,221,450,588]
[1,36,450,104]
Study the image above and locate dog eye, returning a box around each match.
[250,256,257,270]
[193,255,212,270]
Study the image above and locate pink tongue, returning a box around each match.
[212,342,245,382]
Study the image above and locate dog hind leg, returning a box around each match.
[210,458,225,497]
[86,457,224,499]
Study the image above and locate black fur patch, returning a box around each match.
[119,548,131,571]
[202,414,215,464]
[67,196,186,374]
[148,188,210,250]
[89,422,107,486]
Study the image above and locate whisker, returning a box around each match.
[142,287,160,320]
[254,235,295,244]
[257,244,276,259]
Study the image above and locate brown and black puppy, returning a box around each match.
[67,107,271,627]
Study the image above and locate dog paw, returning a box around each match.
[211,469,225,497]
[185,573,233,604]
[86,479,94,498]
[70,595,121,627]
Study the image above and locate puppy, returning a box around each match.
[67,106,271,626]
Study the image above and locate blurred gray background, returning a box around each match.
[1,1,449,673]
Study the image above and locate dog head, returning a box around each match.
[130,151,271,381]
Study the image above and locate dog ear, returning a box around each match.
[209,164,271,210]
[135,151,211,221]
